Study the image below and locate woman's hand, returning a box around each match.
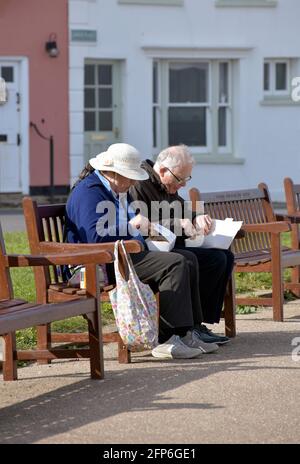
[129,214,150,236]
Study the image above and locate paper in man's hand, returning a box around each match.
[185,218,243,250]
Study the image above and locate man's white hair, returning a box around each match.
[155,145,195,170]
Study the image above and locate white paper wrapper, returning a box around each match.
[185,218,243,250]
[185,235,205,248]
[146,224,176,252]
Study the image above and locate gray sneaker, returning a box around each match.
[181,330,219,354]
[151,335,202,359]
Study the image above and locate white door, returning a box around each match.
[84,61,122,162]
[0,61,21,192]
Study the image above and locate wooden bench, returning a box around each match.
[0,222,113,381]
[189,183,300,322]
[283,177,300,297]
[22,197,144,365]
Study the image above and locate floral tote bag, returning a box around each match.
[109,240,158,349]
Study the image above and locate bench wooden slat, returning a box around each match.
[0,298,96,334]
[0,299,27,309]
[199,188,266,203]
[0,302,38,316]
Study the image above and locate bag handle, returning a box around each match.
[114,240,130,282]
[119,240,140,281]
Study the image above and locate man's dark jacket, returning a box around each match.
[129,159,196,246]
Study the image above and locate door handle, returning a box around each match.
[17,133,21,146]
[114,127,119,138]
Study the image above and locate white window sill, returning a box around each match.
[215,0,277,7]
[193,155,245,165]
[260,97,300,106]
[118,0,183,6]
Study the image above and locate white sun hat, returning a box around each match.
[89,143,149,181]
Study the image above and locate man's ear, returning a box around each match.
[159,166,167,178]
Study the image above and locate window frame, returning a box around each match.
[263,59,290,98]
[118,0,183,6]
[152,59,233,157]
[215,0,277,7]
[84,62,115,132]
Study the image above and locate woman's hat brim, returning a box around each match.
[89,157,149,181]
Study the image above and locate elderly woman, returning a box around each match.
[65,143,219,359]
[130,144,234,344]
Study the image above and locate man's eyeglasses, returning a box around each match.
[165,167,192,184]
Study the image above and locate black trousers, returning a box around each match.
[174,246,235,324]
[107,247,233,340]
[130,250,202,330]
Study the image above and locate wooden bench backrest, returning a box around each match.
[0,222,13,300]
[23,197,67,289]
[284,177,300,214]
[189,183,276,255]
[284,177,300,248]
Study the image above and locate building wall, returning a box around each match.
[69,0,300,200]
[0,0,69,192]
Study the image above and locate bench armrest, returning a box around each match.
[242,221,291,234]
[36,240,143,254]
[4,250,113,268]
[276,212,300,224]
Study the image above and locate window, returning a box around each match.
[263,59,290,96]
[84,63,113,131]
[153,60,232,156]
[0,66,14,83]
[118,0,183,6]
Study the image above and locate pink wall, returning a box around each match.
[0,0,69,187]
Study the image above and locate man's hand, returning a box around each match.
[194,214,213,235]
[129,214,150,236]
[180,218,197,238]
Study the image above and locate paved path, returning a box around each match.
[1,303,300,444]
[0,210,25,233]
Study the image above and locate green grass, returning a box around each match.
[234,231,293,313]
[3,230,295,348]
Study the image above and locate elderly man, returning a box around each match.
[130,145,234,344]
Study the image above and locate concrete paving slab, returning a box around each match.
[1,303,300,444]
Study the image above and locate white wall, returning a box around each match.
[69,0,300,200]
